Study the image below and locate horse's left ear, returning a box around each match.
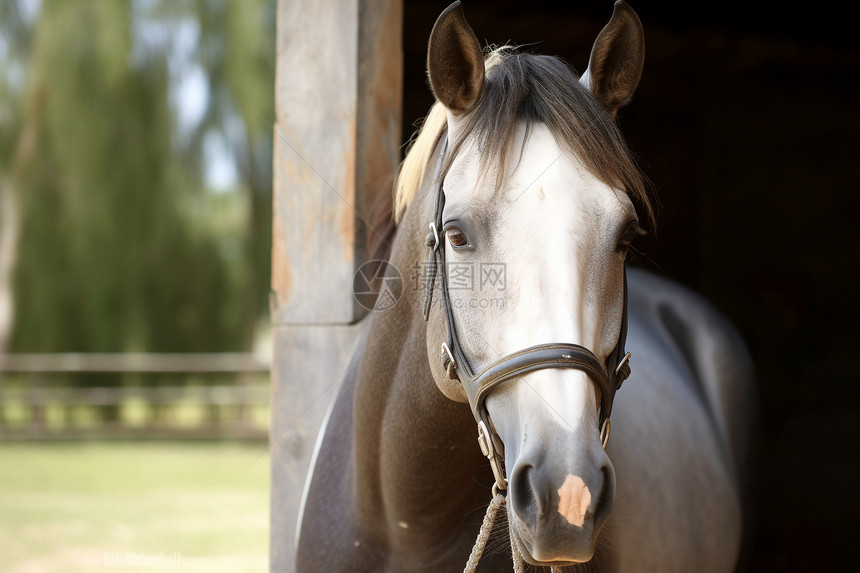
[580,1,645,118]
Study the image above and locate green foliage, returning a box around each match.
[4,0,275,355]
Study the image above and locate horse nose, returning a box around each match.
[511,461,613,528]
[509,455,615,561]
[510,461,541,530]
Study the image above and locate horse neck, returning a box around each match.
[351,187,489,553]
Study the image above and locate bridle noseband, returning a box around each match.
[422,134,632,494]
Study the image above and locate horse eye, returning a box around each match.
[446,229,469,248]
[618,221,643,251]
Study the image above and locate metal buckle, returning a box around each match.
[478,421,507,493]
[600,418,611,449]
[441,342,456,379]
[428,222,439,252]
[477,421,493,458]
[614,352,631,376]
[488,452,507,492]
[492,478,508,497]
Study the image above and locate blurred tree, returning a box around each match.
[0,1,36,355]
[186,0,276,347]
[0,0,275,415]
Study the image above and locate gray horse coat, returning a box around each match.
[296,2,756,571]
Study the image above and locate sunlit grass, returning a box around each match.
[0,441,269,573]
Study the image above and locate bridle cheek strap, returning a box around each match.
[423,134,632,493]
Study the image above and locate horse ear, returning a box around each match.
[427,1,485,114]
[580,1,645,118]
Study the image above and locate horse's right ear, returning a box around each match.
[427,1,485,114]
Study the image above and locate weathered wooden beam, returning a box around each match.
[270,1,402,571]
[271,0,402,325]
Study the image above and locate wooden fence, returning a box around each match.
[0,353,270,440]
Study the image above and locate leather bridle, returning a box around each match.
[422,133,632,494]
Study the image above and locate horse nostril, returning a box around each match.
[511,462,539,530]
[592,464,615,527]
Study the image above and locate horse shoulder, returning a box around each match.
[629,268,757,488]
[295,331,388,572]
[605,268,756,572]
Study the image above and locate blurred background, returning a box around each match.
[1,1,857,572]
[0,0,275,571]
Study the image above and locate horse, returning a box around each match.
[295,2,757,571]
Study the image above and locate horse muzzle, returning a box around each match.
[506,435,616,564]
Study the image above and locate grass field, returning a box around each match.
[0,441,269,573]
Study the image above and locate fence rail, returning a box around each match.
[0,353,270,440]
[0,353,269,373]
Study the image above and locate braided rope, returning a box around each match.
[510,528,526,573]
[464,492,568,573]
[463,492,505,573]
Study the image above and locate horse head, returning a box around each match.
[417,1,649,565]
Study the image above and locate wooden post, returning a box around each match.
[269,1,402,571]
[29,373,44,437]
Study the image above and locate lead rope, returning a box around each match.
[463,492,563,573]
[462,491,505,573]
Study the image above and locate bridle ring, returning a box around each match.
[600,418,611,449]
[615,352,632,376]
